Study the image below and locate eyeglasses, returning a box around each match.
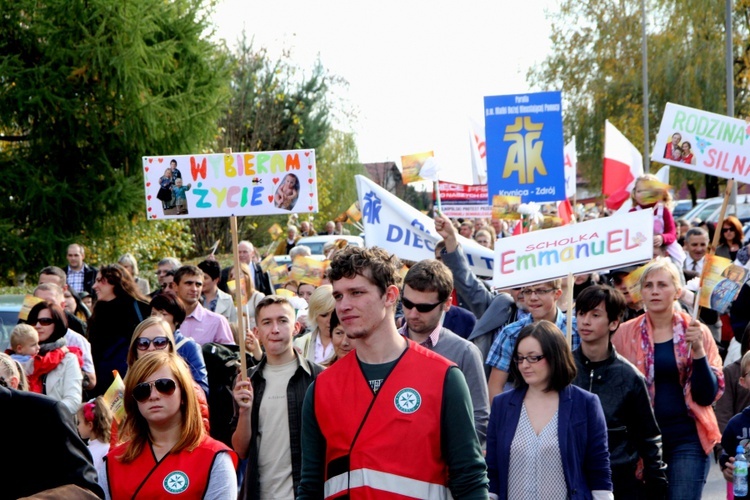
[514,355,545,364]
[518,288,556,298]
[35,317,54,326]
[401,297,443,313]
[132,378,177,402]
[135,337,171,351]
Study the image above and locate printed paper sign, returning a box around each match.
[102,371,126,424]
[653,103,750,182]
[290,256,327,286]
[493,210,654,288]
[699,255,749,313]
[492,195,522,220]
[356,175,496,278]
[621,263,649,303]
[485,91,565,203]
[401,151,434,184]
[437,181,491,218]
[440,205,493,218]
[142,149,317,219]
[564,137,577,198]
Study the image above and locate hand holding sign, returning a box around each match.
[434,213,458,253]
[684,318,706,358]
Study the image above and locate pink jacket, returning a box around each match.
[612,311,724,454]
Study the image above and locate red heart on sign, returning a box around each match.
[148,207,152,212]
[272,178,279,185]
[147,195,152,200]
[146,182,151,187]
[308,164,313,170]
[148,158,153,163]
[309,193,313,197]
[308,178,313,184]
[151,215,157,219]
[304,151,310,157]
[268,195,274,203]
[145,166,149,172]
[308,206,313,211]
[157,158,164,163]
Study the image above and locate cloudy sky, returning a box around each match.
[212,1,556,185]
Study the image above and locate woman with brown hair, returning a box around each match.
[716,215,744,261]
[99,351,236,499]
[88,264,151,397]
[486,320,612,499]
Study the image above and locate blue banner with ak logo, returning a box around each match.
[484,91,565,203]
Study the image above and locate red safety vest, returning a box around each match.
[106,436,237,499]
[315,340,453,499]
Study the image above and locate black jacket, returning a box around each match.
[233,354,323,499]
[65,263,98,299]
[0,386,104,498]
[572,345,668,495]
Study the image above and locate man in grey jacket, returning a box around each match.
[399,259,489,445]
[435,214,527,378]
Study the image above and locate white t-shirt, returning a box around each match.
[257,359,297,499]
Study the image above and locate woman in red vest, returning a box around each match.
[99,351,237,499]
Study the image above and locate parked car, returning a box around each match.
[683,197,722,223]
[705,197,750,225]
[0,295,24,352]
[672,198,703,219]
[295,234,365,257]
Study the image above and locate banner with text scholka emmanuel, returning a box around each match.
[493,210,653,288]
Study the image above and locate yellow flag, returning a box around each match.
[102,371,126,424]
[290,256,326,286]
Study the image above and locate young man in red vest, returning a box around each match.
[296,246,489,499]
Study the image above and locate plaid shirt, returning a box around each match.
[67,267,85,293]
[398,323,441,348]
[485,308,579,372]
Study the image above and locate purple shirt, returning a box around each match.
[180,303,235,345]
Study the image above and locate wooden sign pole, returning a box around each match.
[225,147,248,381]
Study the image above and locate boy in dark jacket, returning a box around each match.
[574,285,668,498]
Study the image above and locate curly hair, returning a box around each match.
[327,246,402,296]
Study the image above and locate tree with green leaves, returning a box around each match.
[529,0,750,195]
[0,0,229,282]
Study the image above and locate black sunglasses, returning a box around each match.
[401,297,443,313]
[132,378,177,402]
[136,337,171,351]
[35,317,55,326]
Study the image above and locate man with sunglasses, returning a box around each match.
[297,246,488,499]
[485,278,579,400]
[400,259,489,446]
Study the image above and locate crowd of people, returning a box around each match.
[8,176,750,499]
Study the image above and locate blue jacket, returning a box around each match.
[175,330,209,396]
[487,385,612,499]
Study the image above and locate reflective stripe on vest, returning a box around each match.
[324,468,451,499]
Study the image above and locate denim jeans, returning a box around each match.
[663,439,711,500]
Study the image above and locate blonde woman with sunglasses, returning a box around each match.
[99,352,237,499]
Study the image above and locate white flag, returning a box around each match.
[356,175,495,278]
[564,137,577,199]
[469,118,487,185]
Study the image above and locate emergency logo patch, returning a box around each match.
[394,388,421,414]
[164,471,189,494]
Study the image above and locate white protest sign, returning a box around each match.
[356,175,495,277]
[493,210,653,288]
[564,136,577,198]
[142,149,317,219]
[652,103,750,181]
